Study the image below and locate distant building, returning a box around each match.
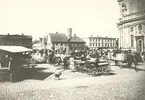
[0,34,32,48]
[32,38,46,50]
[117,0,145,52]
[69,34,86,50]
[45,28,86,52]
[87,36,118,49]
[46,32,68,52]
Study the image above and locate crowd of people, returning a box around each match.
[45,48,110,70]
[0,47,144,73]
[9,47,142,72]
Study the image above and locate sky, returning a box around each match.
[0,0,120,40]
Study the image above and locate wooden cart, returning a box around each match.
[0,46,32,82]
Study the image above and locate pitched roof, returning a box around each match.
[69,36,85,43]
[0,34,32,39]
[49,33,68,43]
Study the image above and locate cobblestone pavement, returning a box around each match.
[1,74,145,100]
[0,63,145,100]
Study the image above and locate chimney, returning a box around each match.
[8,33,10,35]
[22,33,24,35]
[56,32,58,34]
[67,28,72,39]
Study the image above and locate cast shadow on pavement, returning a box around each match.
[120,65,145,72]
[19,68,54,81]
[55,78,67,80]
[71,70,116,76]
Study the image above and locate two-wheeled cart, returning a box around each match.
[113,53,128,68]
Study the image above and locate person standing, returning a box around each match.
[69,56,75,70]
[0,55,11,68]
[142,52,145,62]
[133,52,138,71]
[63,57,69,70]
[127,50,134,69]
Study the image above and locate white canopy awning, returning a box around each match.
[0,46,32,53]
[33,43,46,50]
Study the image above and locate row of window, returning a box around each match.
[90,43,116,47]
[53,43,83,47]
[53,43,66,46]
[90,39,116,42]
[71,44,83,47]
[90,41,116,44]
[130,24,143,32]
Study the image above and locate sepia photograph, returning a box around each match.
[0,0,145,100]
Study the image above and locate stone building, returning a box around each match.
[88,36,118,50]
[117,0,145,52]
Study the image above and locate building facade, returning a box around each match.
[88,36,118,49]
[0,34,32,48]
[117,0,145,52]
[45,32,69,52]
[69,34,86,51]
[45,28,86,52]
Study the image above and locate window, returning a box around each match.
[93,43,94,46]
[130,27,134,32]
[138,24,142,34]
[110,43,112,47]
[122,4,127,16]
[90,43,92,46]
[96,43,97,46]
[108,40,110,43]
[138,24,142,30]
[131,35,134,47]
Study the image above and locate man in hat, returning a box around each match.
[127,50,134,69]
